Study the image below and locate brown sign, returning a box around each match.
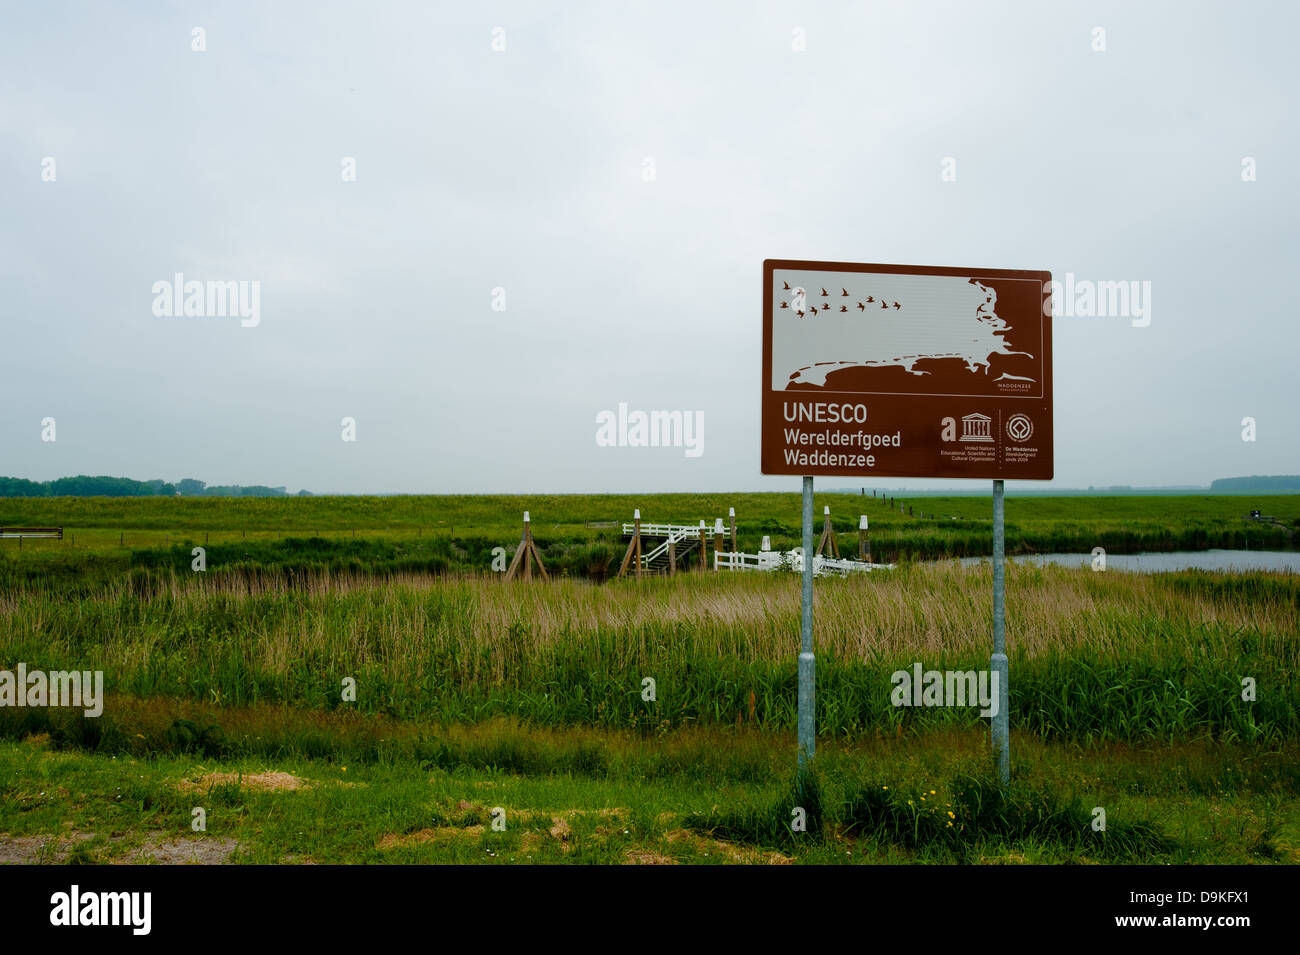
[762,259,1052,480]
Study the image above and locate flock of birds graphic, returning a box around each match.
[779,281,902,317]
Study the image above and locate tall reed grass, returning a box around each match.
[1,563,1294,742]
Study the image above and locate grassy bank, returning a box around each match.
[1,722,1293,864]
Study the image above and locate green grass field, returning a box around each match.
[2,492,1295,579]
[2,722,1294,864]
[1,494,1296,864]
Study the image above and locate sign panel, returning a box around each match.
[762,259,1053,480]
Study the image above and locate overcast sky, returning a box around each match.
[2,1,1295,494]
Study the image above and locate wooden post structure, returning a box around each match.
[713,518,725,570]
[618,509,644,578]
[668,537,676,576]
[859,514,870,561]
[505,511,549,581]
[816,505,840,558]
[729,507,738,553]
[698,520,707,573]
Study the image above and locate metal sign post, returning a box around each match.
[991,479,1009,783]
[762,260,1051,786]
[798,476,815,778]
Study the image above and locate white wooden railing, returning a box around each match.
[622,522,729,567]
[715,548,893,576]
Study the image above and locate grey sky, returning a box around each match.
[2,1,1295,494]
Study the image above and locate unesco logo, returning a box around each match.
[1006,414,1033,442]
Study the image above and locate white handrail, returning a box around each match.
[621,522,729,538]
[715,549,893,576]
[622,520,730,568]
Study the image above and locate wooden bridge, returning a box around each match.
[618,508,892,577]
[619,518,729,576]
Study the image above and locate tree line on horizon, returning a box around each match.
[1209,475,1300,491]
[0,476,312,498]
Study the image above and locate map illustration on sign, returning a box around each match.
[771,269,1045,398]
[761,260,1053,480]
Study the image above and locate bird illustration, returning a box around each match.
[866,296,874,303]
[780,301,788,308]
[893,302,901,310]
[783,281,790,290]
[857,302,866,311]
[839,305,848,312]
[796,310,804,318]
[841,288,849,296]
[880,300,888,308]
[820,288,829,297]
[809,305,818,315]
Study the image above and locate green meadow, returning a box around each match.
[1,491,1295,579]
[2,724,1294,864]
[0,493,1296,863]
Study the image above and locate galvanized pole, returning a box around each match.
[991,479,1009,784]
[798,476,815,777]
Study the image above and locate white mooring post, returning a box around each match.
[991,480,1009,784]
[506,510,549,581]
[634,508,642,578]
[523,510,532,580]
[798,476,815,780]
[618,508,644,579]
[816,503,839,558]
